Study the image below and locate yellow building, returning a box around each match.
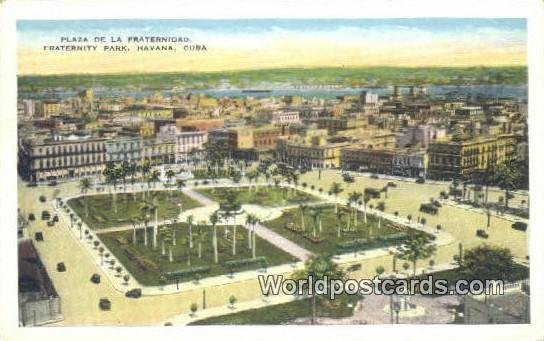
[427,134,517,180]
[37,100,61,118]
[139,121,155,137]
[276,130,350,168]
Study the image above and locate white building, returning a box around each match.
[22,99,35,118]
[271,111,300,125]
[396,125,447,148]
[157,124,207,163]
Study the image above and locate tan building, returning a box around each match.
[36,100,61,118]
[276,130,350,169]
[18,135,107,182]
[316,117,368,134]
[427,134,517,180]
[142,139,176,165]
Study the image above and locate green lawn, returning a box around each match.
[67,190,202,229]
[196,186,321,207]
[263,205,424,256]
[189,294,359,325]
[97,223,295,286]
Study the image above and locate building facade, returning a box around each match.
[427,134,517,180]
[18,135,107,182]
[105,136,143,163]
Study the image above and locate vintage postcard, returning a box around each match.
[1,0,543,339]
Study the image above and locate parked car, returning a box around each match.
[164,322,173,326]
[512,222,528,232]
[416,177,425,184]
[41,210,51,220]
[99,298,111,311]
[57,262,66,272]
[125,288,142,298]
[48,181,58,186]
[47,221,55,227]
[39,195,47,203]
[370,174,379,179]
[26,182,37,187]
[52,215,59,222]
[476,229,489,238]
[35,232,44,241]
[91,273,101,284]
[387,182,397,188]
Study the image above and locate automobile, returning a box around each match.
[125,288,142,298]
[512,222,528,232]
[47,221,55,227]
[416,177,425,184]
[48,181,58,186]
[370,174,379,179]
[41,210,51,220]
[387,181,397,188]
[39,195,47,203]
[476,229,489,238]
[57,262,66,272]
[35,232,44,241]
[26,182,38,187]
[99,298,111,311]
[52,215,59,223]
[164,322,173,326]
[90,273,101,284]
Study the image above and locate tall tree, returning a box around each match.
[209,211,219,264]
[329,182,343,213]
[293,255,346,325]
[79,178,92,218]
[397,234,437,277]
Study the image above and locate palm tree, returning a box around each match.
[79,178,92,218]
[397,234,437,277]
[362,194,371,224]
[299,204,308,231]
[149,192,159,249]
[150,169,160,188]
[209,211,219,264]
[186,214,194,249]
[139,202,151,246]
[336,210,345,238]
[348,191,362,226]
[329,182,343,213]
[166,169,175,186]
[195,223,207,259]
[176,179,186,193]
[245,213,255,249]
[309,208,319,238]
[131,217,138,245]
[294,255,345,325]
[252,216,259,259]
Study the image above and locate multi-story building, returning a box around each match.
[22,99,35,118]
[395,125,447,148]
[276,130,350,169]
[157,124,207,163]
[271,111,300,125]
[427,134,517,180]
[315,117,368,134]
[18,135,107,182]
[341,147,395,173]
[36,100,61,118]
[105,136,143,163]
[174,131,207,163]
[123,108,173,119]
[142,139,176,165]
[392,149,428,178]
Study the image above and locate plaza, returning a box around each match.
[17,167,529,325]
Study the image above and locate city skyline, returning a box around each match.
[18,18,526,75]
